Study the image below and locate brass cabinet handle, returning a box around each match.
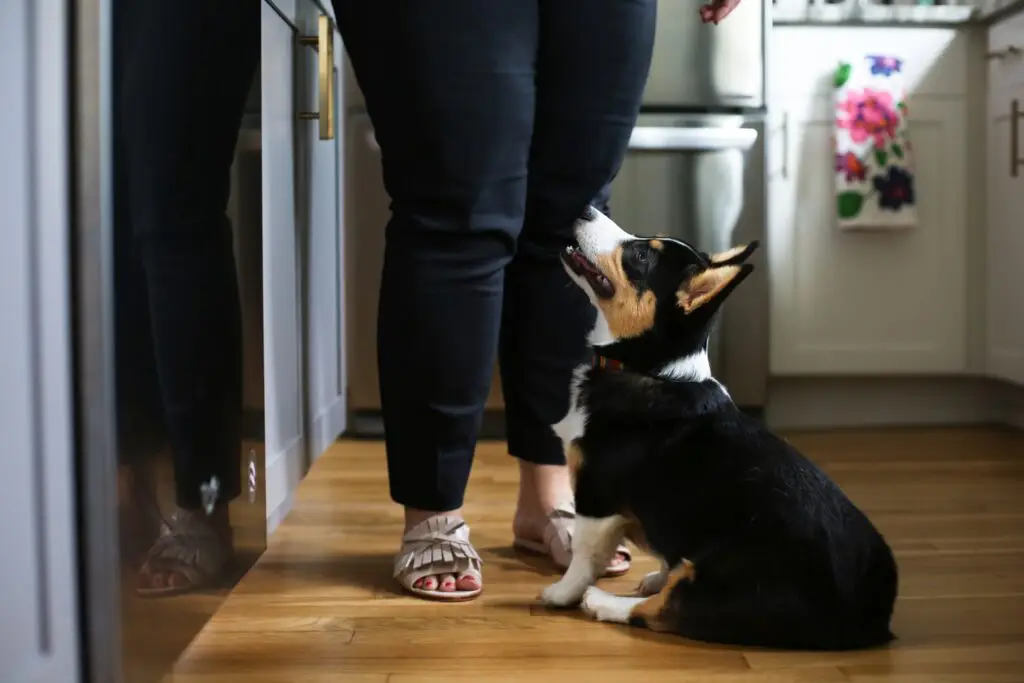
[987,45,1021,61]
[298,15,335,141]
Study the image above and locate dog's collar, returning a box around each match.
[592,353,626,372]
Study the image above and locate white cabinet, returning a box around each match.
[985,18,1024,386]
[1,0,81,678]
[261,0,347,525]
[768,28,970,375]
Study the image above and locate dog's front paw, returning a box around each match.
[637,569,668,596]
[540,579,587,608]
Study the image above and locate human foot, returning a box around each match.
[394,513,482,600]
[136,506,234,597]
[513,461,630,574]
[513,501,631,576]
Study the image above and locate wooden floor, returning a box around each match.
[166,427,1024,683]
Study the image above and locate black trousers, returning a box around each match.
[334,0,656,511]
[114,0,260,509]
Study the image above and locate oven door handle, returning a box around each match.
[627,126,758,152]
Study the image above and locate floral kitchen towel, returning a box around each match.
[833,55,917,230]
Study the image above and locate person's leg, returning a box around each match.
[500,0,656,561]
[116,0,259,593]
[334,0,537,595]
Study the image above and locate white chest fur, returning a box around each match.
[551,363,590,449]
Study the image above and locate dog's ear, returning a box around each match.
[677,263,754,314]
[708,240,759,267]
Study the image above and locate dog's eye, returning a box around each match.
[636,250,648,265]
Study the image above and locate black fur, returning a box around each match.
[563,227,899,651]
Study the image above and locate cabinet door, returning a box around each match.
[985,83,1024,386]
[768,95,968,375]
[261,0,306,522]
[295,1,348,460]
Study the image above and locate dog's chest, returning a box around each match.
[551,363,590,449]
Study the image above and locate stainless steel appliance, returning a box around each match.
[610,0,770,410]
[612,112,768,409]
[73,1,269,677]
[345,0,770,430]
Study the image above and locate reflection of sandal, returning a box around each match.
[136,509,233,598]
[513,501,632,577]
[393,515,483,602]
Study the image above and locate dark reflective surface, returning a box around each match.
[111,2,267,678]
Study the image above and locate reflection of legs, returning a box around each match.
[117,0,259,595]
[501,0,656,574]
[335,0,537,598]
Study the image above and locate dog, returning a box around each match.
[538,207,898,651]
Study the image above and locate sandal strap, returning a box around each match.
[393,515,483,580]
[542,501,632,566]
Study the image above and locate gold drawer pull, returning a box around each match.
[298,15,335,141]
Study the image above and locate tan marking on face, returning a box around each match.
[628,559,696,633]
[593,246,657,339]
[649,239,664,251]
[709,244,749,265]
[676,265,742,314]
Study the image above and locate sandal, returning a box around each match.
[136,509,233,598]
[394,515,483,602]
[513,501,632,577]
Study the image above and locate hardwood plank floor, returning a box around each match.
[166,427,1024,683]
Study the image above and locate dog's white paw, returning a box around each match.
[581,586,635,623]
[540,579,587,608]
[637,569,668,596]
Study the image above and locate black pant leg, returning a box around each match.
[500,0,657,464]
[334,0,538,511]
[116,0,259,509]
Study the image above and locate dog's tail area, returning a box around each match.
[669,540,896,652]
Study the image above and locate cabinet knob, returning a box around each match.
[298,15,336,141]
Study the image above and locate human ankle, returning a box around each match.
[517,461,573,516]
[404,506,462,532]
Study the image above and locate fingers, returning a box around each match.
[700,0,742,24]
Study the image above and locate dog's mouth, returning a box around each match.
[561,244,615,298]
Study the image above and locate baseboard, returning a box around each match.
[264,436,305,533]
[991,379,1024,430]
[310,395,348,460]
[766,376,1024,431]
[348,410,509,440]
[266,491,294,536]
[348,406,766,440]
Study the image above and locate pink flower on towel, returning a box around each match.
[837,88,900,149]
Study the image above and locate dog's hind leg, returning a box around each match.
[580,588,645,624]
[625,560,697,633]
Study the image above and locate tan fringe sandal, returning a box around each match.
[394,515,483,601]
[513,501,632,577]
